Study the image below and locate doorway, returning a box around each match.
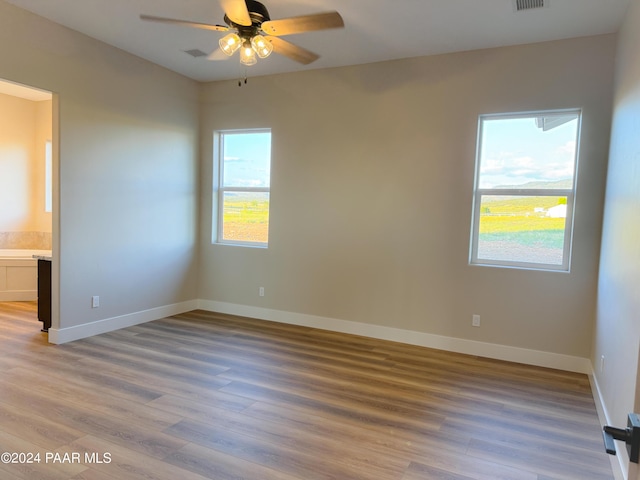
[0,78,55,335]
[632,346,640,480]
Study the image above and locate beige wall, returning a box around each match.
[0,0,621,366]
[200,34,616,360]
[593,0,640,474]
[0,0,199,329]
[0,92,34,231]
[33,99,53,233]
[0,93,51,234]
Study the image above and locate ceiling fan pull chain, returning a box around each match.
[237,67,249,87]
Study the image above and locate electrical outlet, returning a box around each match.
[600,355,605,373]
[472,314,480,327]
[259,287,264,297]
[92,295,100,308]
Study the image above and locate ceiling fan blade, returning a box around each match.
[266,37,319,65]
[220,0,252,26]
[207,48,229,61]
[140,14,229,32]
[261,11,343,36]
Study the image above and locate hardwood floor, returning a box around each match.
[0,302,613,479]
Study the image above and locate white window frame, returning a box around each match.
[213,128,271,248]
[45,139,52,213]
[469,109,582,272]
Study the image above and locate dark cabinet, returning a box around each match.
[37,259,51,332]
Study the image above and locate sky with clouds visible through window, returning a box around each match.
[223,131,271,188]
[478,116,579,189]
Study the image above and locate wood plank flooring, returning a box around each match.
[0,302,614,479]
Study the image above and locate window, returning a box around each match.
[214,129,271,247]
[45,140,52,213]
[470,110,581,271]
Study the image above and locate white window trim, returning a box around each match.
[469,109,582,272]
[213,128,271,248]
[45,139,52,213]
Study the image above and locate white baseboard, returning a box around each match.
[590,371,627,480]
[197,300,591,374]
[45,297,592,372]
[48,300,198,344]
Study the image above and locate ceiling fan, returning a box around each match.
[140,0,344,66]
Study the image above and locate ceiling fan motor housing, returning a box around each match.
[225,0,270,29]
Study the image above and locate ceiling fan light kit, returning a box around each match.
[141,0,343,70]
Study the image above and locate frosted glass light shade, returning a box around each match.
[251,35,273,58]
[219,33,241,56]
[240,42,257,65]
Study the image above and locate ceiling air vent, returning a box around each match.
[513,0,547,11]
[184,49,207,58]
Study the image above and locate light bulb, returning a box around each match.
[219,33,241,56]
[240,42,257,66]
[251,35,273,59]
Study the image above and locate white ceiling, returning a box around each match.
[4,0,631,83]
